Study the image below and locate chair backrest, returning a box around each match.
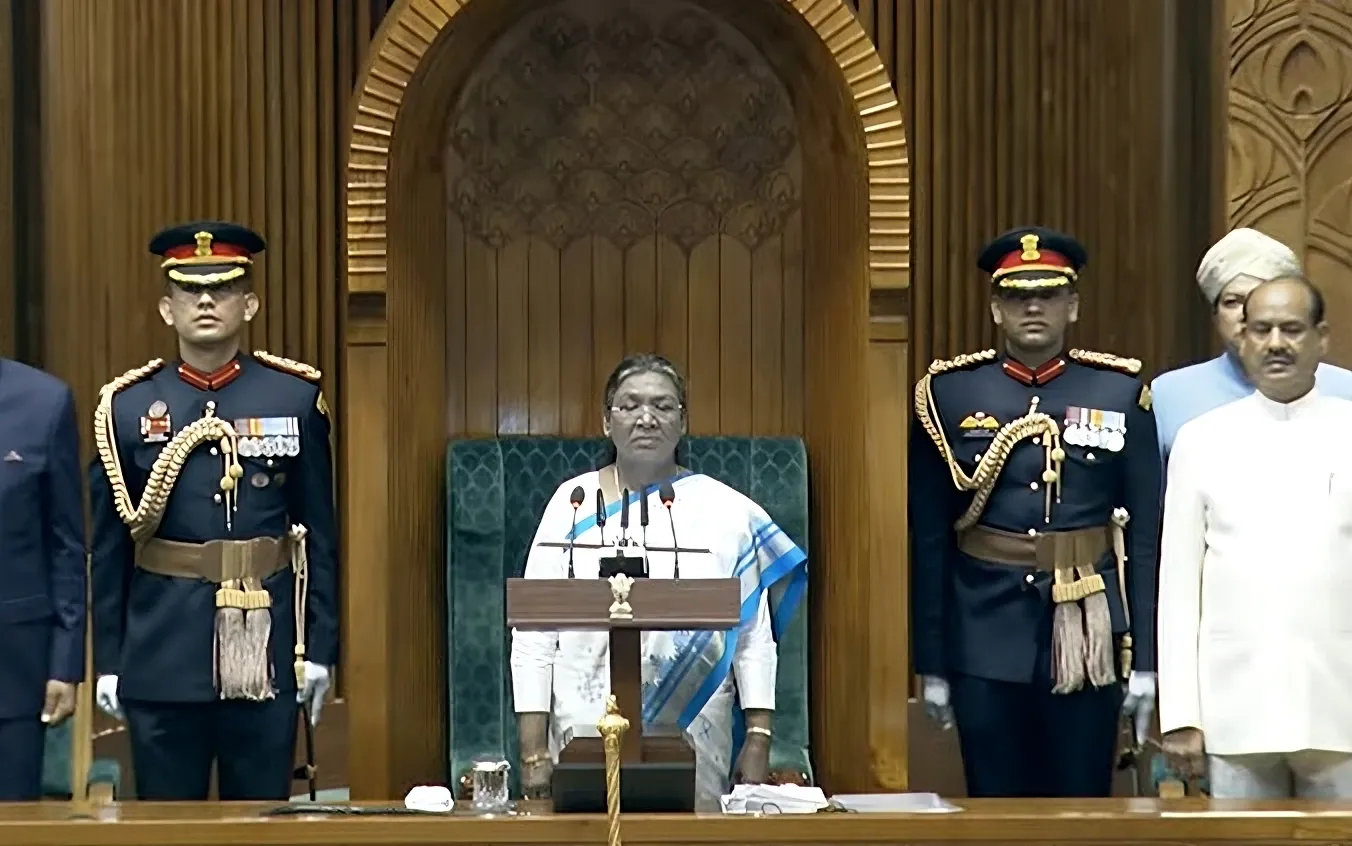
[445,435,811,792]
[40,721,121,799]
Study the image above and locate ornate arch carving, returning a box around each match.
[345,0,909,292]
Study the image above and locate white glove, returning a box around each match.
[1121,670,1157,746]
[95,675,123,720]
[920,675,954,730]
[297,662,332,726]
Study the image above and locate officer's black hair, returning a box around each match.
[1240,274,1325,325]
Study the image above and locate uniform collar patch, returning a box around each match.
[1002,357,1066,386]
[178,359,242,391]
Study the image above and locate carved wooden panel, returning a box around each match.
[1229,0,1352,363]
[442,0,804,436]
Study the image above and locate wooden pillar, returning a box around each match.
[851,0,1225,379]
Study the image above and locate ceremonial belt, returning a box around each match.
[136,536,291,583]
[957,524,1109,572]
[135,533,311,703]
[959,522,1132,694]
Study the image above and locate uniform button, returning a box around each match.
[1032,437,1040,445]
[1025,573,1035,584]
[210,447,219,456]
[213,493,222,504]
[1031,395,1040,404]
[1030,482,1039,491]
[206,400,217,411]
[1027,528,1037,537]
[266,459,274,467]
[1086,452,1096,461]
[974,452,983,461]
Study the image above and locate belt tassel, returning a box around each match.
[214,577,275,701]
[1050,567,1113,693]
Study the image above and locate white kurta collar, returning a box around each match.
[1253,384,1320,420]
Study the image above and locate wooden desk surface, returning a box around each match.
[6,799,1352,845]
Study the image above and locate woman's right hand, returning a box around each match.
[521,754,554,799]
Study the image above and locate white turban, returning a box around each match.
[1195,228,1302,304]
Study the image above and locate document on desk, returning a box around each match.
[719,784,829,814]
[829,793,963,813]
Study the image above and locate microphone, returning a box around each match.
[595,489,607,546]
[658,481,679,578]
[639,487,651,576]
[566,486,584,578]
[620,488,631,546]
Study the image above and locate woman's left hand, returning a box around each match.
[734,735,771,784]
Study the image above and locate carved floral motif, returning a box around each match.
[445,2,799,252]
[1228,0,1352,269]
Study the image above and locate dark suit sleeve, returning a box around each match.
[908,410,960,677]
[288,385,338,667]
[1122,387,1163,672]
[42,387,86,682]
[89,452,133,677]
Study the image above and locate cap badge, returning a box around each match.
[194,231,213,256]
[1020,234,1040,262]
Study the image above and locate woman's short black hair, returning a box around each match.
[602,353,687,414]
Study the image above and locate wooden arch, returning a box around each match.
[343,0,911,798]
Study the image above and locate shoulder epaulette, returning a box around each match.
[926,349,997,376]
[253,350,321,382]
[99,358,165,398]
[1068,348,1141,376]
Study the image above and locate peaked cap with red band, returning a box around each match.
[148,220,266,287]
[977,226,1087,291]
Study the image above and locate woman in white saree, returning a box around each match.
[509,354,808,810]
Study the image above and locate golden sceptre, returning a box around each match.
[598,694,630,846]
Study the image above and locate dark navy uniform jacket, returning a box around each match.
[90,353,338,702]
[0,360,86,720]
[909,351,1162,685]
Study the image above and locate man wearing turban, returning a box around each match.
[1151,228,1352,464]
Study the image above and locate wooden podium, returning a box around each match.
[505,574,739,770]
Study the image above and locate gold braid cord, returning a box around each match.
[94,360,246,544]
[289,524,310,689]
[598,695,630,846]
[1068,348,1142,376]
[913,351,1064,530]
[253,350,321,382]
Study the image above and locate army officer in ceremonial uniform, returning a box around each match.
[89,222,338,800]
[909,227,1162,797]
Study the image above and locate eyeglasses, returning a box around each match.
[609,402,683,419]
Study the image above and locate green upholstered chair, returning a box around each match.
[446,435,811,795]
[40,720,122,799]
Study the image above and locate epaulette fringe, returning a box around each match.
[253,350,321,382]
[927,349,997,376]
[1068,348,1142,376]
[99,358,165,398]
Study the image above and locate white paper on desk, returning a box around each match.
[404,785,453,813]
[719,784,829,814]
[829,793,963,813]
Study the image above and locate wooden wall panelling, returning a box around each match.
[35,0,378,794]
[440,3,806,438]
[1226,0,1352,367]
[0,0,13,359]
[849,0,1223,382]
[348,0,908,798]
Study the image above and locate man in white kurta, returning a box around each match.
[1158,275,1352,798]
[510,470,807,809]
